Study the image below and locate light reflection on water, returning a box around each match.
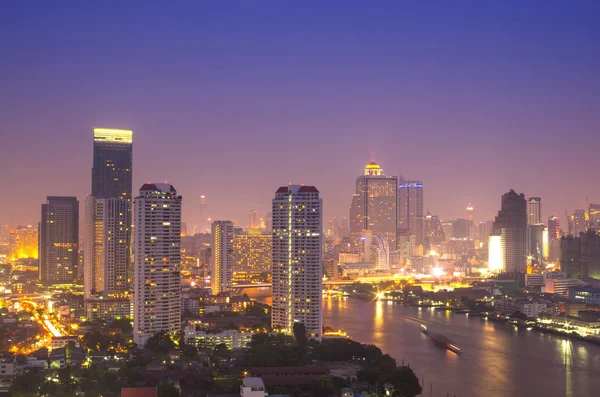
[243,289,599,397]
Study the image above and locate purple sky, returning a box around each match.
[1,1,599,229]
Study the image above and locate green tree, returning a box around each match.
[158,383,181,397]
[310,376,335,396]
[293,322,308,346]
[146,331,176,355]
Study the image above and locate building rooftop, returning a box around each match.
[242,377,265,388]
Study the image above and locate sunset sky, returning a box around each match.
[1,1,599,228]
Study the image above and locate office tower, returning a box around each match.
[466,203,474,221]
[199,195,207,233]
[92,128,133,199]
[233,231,272,274]
[39,197,79,284]
[488,190,527,273]
[548,216,561,240]
[9,225,38,261]
[571,210,587,236]
[589,203,600,230]
[424,212,445,248]
[527,197,542,225]
[349,162,398,253]
[526,224,549,266]
[398,179,424,248]
[272,185,322,339]
[211,221,234,294]
[248,210,258,229]
[133,184,182,346]
[361,231,390,269]
[84,197,129,298]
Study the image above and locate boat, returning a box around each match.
[421,325,461,354]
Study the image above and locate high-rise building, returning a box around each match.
[589,203,600,230]
[526,224,549,266]
[452,218,473,239]
[488,190,527,273]
[424,212,445,248]
[560,231,600,278]
[233,231,272,274]
[92,128,133,199]
[248,210,258,229]
[548,216,561,240]
[361,231,390,269]
[211,221,234,294]
[571,210,587,236]
[198,195,208,233]
[84,197,129,298]
[133,184,182,346]
[9,225,38,261]
[398,179,424,248]
[527,197,542,225]
[39,197,79,284]
[349,162,398,253]
[466,203,474,221]
[272,185,322,339]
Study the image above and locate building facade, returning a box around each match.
[527,197,542,225]
[233,231,272,273]
[349,162,398,253]
[133,184,182,346]
[9,226,38,261]
[489,190,527,273]
[398,179,424,248]
[211,221,234,294]
[39,197,79,284]
[272,185,322,339]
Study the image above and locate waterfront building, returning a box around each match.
[488,190,527,273]
[272,185,322,339]
[494,299,548,318]
[39,196,79,284]
[84,197,129,298]
[571,210,587,236]
[398,178,424,248]
[184,326,255,350]
[569,287,600,305]
[232,231,272,274]
[524,271,566,287]
[544,278,585,295]
[9,225,38,261]
[211,221,234,294]
[548,215,561,240]
[133,183,182,346]
[527,197,542,225]
[349,162,398,253]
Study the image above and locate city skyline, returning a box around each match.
[1,2,599,228]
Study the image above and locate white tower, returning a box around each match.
[271,185,323,340]
[133,183,182,346]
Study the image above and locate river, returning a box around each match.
[244,288,600,397]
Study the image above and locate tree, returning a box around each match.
[146,331,176,355]
[158,383,181,397]
[310,376,335,396]
[293,322,308,346]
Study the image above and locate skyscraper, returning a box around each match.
[84,197,129,298]
[248,210,258,229]
[133,184,182,346]
[571,210,587,236]
[211,221,234,294]
[233,231,272,273]
[398,179,424,248]
[349,162,398,253]
[9,225,38,261]
[588,203,600,230]
[198,195,208,233]
[466,203,474,221]
[39,197,79,284]
[527,197,542,225]
[548,215,561,240]
[91,128,133,200]
[272,185,322,339]
[488,190,527,273]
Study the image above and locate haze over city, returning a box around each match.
[2,1,599,227]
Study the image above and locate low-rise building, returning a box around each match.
[84,297,132,320]
[525,271,566,287]
[494,299,548,318]
[240,377,267,397]
[544,278,585,295]
[184,327,255,350]
[569,286,600,305]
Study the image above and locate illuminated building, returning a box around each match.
[233,231,272,273]
[489,190,527,273]
[211,221,234,294]
[248,210,258,229]
[570,209,587,236]
[398,179,424,248]
[349,162,398,253]
[272,185,322,339]
[184,326,255,349]
[548,215,561,240]
[527,224,549,266]
[589,203,600,229]
[424,212,445,248]
[360,231,390,269]
[84,197,129,298]
[84,297,132,320]
[9,225,38,260]
[466,203,474,221]
[198,195,208,233]
[544,277,584,295]
[476,221,494,245]
[133,183,182,346]
[39,196,79,284]
[527,197,542,225]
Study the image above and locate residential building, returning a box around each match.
[133,184,182,346]
[211,221,234,294]
[272,185,322,339]
[241,377,267,397]
[39,197,79,284]
[349,162,398,252]
[571,210,587,236]
[233,231,272,273]
[184,326,255,350]
[494,299,548,318]
[84,297,132,320]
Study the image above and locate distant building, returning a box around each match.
[211,221,234,294]
[571,210,587,236]
[184,326,255,350]
[526,224,548,265]
[272,185,322,339]
[452,218,473,239]
[133,184,182,346]
[494,299,547,318]
[248,210,258,229]
[589,203,600,230]
[361,231,390,269]
[233,231,272,274]
[489,190,527,273]
[241,377,267,397]
[527,197,542,225]
[569,287,600,305]
[9,225,38,261]
[349,162,398,253]
[544,278,585,295]
[524,271,566,287]
[398,179,424,248]
[424,212,445,248]
[84,297,132,320]
[560,231,600,278]
[548,215,561,240]
[39,197,79,284]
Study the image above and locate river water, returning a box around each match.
[244,288,600,397]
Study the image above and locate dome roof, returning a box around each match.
[365,161,381,170]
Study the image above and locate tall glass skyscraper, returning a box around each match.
[92,128,133,200]
[349,162,398,253]
[489,189,527,273]
[398,179,424,248]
